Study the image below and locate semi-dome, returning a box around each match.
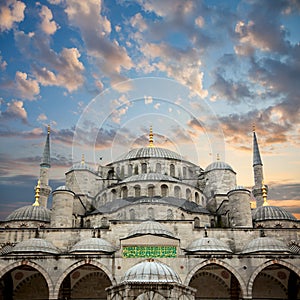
[126,221,175,239]
[205,161,235,173]
[114,147,183,162]
[241,237,290,254]
[122,260,181,283]
[253,205,297,222]
[121,173,180,183]
[70,237,116,253]
[185,237,232,253]
[5,205,51,222]
[9,238,59,254]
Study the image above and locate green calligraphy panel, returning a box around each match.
[122,246,177,258]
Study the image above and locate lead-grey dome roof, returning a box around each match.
[70,238,116,253]
[122,260,181,283]
[114,147,183,162]
[5,205,51,222]
[205,161,235,173]
[125,221,175,239]
[253,205,297,222]
[9,238,59,254]
[241,237,290,254]
[121,173,180,183]
[185,237,232,253]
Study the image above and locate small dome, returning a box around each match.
[114,147,183,162]
[205,161,235,173]
[253,205,297,222]
[70,238,116,253]
[121,173,180,183]
[126,221,175,239]
[55,185,71,191]
[122,260,181,283]
[69,162,95,172]
[5,205,51,222]
[185,237,232,253]
[241,237,290,254]
[9,238,59,254]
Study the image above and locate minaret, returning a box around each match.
[148,126,154,148]
[38,125,52,207]
[252,126,265,207]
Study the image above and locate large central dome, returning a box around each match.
[114,147,183,162]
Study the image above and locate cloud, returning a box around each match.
[0,52,7,70]
[39,4,59,35]
[0,0,25,32]
[1,100,27,123]
[64,0,132,86]
[37,113,47,122]
[15,71,40,100]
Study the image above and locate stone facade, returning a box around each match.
[0,130,299,300]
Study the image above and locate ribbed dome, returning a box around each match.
[69,162,95,172]
[115,147,183,162]
[5,205,51,222]
[241,237,290,254]
[126,221,175,239]
[205,161,234,173]
[122,260,181,283]
[121,173,180,183]
[253,205,297,221]
[10,238,59,254]
[185,237,232,253]
[70,238,116,253]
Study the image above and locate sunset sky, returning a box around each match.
[0,0,299,220]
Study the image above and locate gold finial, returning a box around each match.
[149,126,154,148]
[216,153,220,161]
[81,154,85,165]
[47,124,50,134]
[252,123,256,132]
[32,180,41,207]
[262,180,268,206]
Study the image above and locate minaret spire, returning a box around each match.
[40,125,51,168]
[252,125,265,208]
[148,126,154,148]
[38,125,52,207]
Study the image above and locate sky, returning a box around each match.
[0,0,299,220]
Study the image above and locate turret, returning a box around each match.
[252,127,265,207]
[38,125,52,207]
[228,187,252,227]
[51,186,74,227]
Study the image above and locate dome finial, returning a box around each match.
[262,180,268,206]
[81,154,85,165]
[32,180,41,206]
[149,126,154,148]
[216,153,220,161]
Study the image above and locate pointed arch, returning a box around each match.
[184,259,247,299]
[53,259,115,299]
[247,259,300,297]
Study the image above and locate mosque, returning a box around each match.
[0,125,299,300]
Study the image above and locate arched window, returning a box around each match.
[156,163,161,173]
[86,219,91,228]
[108,170,114,179]
[101,217,108,228]
[186,188,191,200]
[170,164,175,177]
[129,209,136,220]
[174,186,181,198]
[134,185,141,197]
[161,184,168,197]
[183,167,187,178]
[121,186,128,199]
[111,189,117,201]
[120,165,125,178]
[194,217,200,228]
[134,164,139,174]
[167,209,174,220]
[148,185,154,197]
[195,192,200,204]
[148,207,154,220]
[141,163,147,173]
[128,164,133,176]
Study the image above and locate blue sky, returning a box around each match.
[0,0,299,219]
